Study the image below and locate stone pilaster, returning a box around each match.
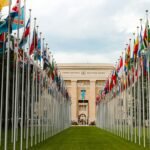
[89,80,96,124]
[71,80,77,122]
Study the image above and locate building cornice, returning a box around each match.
[57,63,114,70]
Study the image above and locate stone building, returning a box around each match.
[57,63,113,125]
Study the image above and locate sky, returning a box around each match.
[2,0,150,64]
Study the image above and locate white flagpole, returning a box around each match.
[38,31,42,144]
[34,25,39,146]
[30,17,36,148]
[0,33,6,146]
[11,33,17,143]
[141,53,146,147]
[13,0,21,148]
[20,0,26,149]
[133,32,137,143]
[26,8,32,149]
[4,0,11,150]
[41,38,45,142]
[138,56,141,145]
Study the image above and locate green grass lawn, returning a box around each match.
[30,127,149,150]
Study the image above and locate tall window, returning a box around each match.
[81,89,86,100]
[79,105,86,111]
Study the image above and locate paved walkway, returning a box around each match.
[32,127,148,150]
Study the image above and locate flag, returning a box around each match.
[37,38,41,61]
[124,44,131,73]
[0,8,19,34]
[19,18,30,48]
[148,25,150,47]
[29,28,38,55]
[143,19,149,48]
[118,56,123,77]
[34,37,41,60]
[0,0,9,11]
[0,20,9,34]
[133,35,139,61]
[12,0,20,13]
[138,24,144,57]
[12,6,24,30]
[0,33,5,41]
[0,33,6,53]
[51,60,55,80]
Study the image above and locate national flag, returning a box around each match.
[29,28,38,55]
[138,24,144,57]
[133,35,139,61]
[19,18,30,48]
[124,44,131,73]
[12,0,20,13]
[37,38,41,61]
[0,20,9,34]
[42,47,47,60]
[143,19,149,48]
[148,25,150,47]
[118,56,123,77]
[50,60,55,80]
[0,0,9,11]
[120,56,123,68]
[143,55,147,76]
[12,6,24,30]
[0,33,5,42]
[0,8,19,34]
[0,33,6,53]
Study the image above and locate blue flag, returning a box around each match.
[12,6,24,30]
[37,38,41,61]
[0,9,19,34]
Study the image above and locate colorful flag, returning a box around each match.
[138,24,144,57]
[133,35,139,61]
[0,33,5,52]
[0,8,19,34]
[12,0,20,13]
[19,18,30,48]
[118,56,123,77]
[29,28,38,55]
[37,38,41,61]
[12,6,24,30]
[0,0,9,11]
[143,19,149,48]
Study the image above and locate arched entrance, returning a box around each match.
[78,114,87,125]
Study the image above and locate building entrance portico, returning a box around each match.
[58,63,113,125]
[78,100,89,125]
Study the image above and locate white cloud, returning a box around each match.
[53,51,120,65]
[1,0,150,64]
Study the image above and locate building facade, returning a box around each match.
[57,63,113,125]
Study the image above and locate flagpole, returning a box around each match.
[127,39,131,141]
[35,25,39,145]
[11,33,17,143]
[38,31,42,144]
[13,0,21,148]
[31,17,37,147]
[145,10,150,146]
[141,52,146,147]
[41,37,45,142]
[0,33,5,146]
[26,8,32,150]
[4,0,11,149]
[129,38,133,142]
[133,33,137,143]
[20,0,26,149]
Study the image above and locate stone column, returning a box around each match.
[71,80,78,122]
[89,80,96,124]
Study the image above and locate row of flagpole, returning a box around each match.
[0,0,71,150]
[96,10,150,148]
